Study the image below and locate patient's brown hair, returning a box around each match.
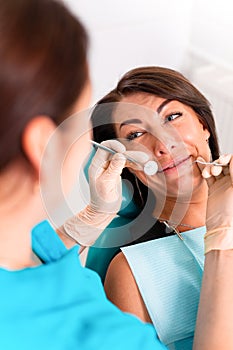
[91,66,220,209]
[92,66,220,161]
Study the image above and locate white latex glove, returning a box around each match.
[88,140,127,214]
[61,140,149,246]
[197,154,233,253]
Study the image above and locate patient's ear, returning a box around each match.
[203,127,210,141]
[21,116,57,175]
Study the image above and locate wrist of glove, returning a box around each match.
[197,154,233,254]
[205,227,233,254]
[60,204,116,247]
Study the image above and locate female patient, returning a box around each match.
[90,66,224,349]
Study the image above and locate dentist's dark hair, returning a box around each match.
[0,0,88,170]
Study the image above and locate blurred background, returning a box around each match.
[64,0,233,154]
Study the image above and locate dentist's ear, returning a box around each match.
[21,116,57,176]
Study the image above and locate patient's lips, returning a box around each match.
[158,155,191,174]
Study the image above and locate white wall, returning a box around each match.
[186,0,233,153]
[64,0,193,103]
[63,0,233,152]
[188,0,233,71]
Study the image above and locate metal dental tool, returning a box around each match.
[193,160,227,167]
[90,140,158,175]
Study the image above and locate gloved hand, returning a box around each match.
[197,154,233,253]
[61,139,149,246]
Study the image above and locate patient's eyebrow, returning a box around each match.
[156,99,173,113]
[119,100,174,128]
[119,118,142,129]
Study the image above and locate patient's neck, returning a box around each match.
[154,182,208,232]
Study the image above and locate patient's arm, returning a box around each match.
[104,252,152,323]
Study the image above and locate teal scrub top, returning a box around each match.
[0,221,167,350]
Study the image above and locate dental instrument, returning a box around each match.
[90,140,158,175]
[193,160,227,167]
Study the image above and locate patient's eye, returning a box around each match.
[164,112,182,123]
[126,131,145,141]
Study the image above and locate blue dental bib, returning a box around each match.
[122,226,205,350]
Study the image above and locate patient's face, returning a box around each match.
[113,92,211,198]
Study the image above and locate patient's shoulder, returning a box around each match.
[104,251,152,323]
[104,251,139,306]
[105,251,133,286]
